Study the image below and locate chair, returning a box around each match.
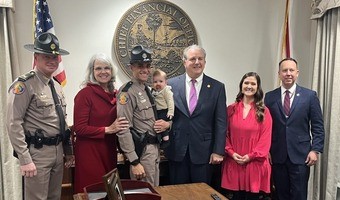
[61,125,75,199]
[102,168,125,200]
[82,181,106,200]
[102,168,161,200]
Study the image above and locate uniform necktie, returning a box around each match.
[284,90,290,116]
[49,80,66,136]
[144,85,158,120]
[189,79,197,115]
[145,85,162,142]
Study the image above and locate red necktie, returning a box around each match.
[189,79,197,115]
[284,90,290,116]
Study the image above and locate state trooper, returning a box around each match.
[6,32,74,200]
[116,45,171,186]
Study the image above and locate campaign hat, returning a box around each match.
[24,32,69,55]
[130,45,152,64]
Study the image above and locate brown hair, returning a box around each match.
[235,72,265,122]
[153,69,167,79]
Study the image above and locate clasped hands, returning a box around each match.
[232,152,250,165]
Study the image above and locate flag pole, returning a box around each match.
[281,0,290,59]
[32,0,36,39]
[277,0,291,87]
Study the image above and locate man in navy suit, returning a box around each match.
[165,44,227,185]
[264,58,324,200]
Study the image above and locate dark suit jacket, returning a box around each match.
[264,85,324,164]
[166,74,227,164]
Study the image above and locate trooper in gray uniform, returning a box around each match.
[117,45,171,186]
[6,32,74,200]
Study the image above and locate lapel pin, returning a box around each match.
[296,93,300,97]
[207,84,211,88]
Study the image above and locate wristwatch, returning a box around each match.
[130,159,140,166]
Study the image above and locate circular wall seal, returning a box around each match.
[113,0,198,82]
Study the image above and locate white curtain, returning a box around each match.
[0,3,22,200]
[0,0,13,8]
[309,4,340,200]
[311,0,340,19]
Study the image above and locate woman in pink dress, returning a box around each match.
[73,53,129,193]
[221,72,272,200]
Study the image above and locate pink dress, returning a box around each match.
[221,102,272,193]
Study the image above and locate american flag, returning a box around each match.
[34,0,67,86]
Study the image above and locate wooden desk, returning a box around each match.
[73,183,228,200]
[73,193,87,200]
[154,183,228,200]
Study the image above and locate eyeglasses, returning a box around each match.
[94,66,111,72]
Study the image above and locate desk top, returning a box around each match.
[154,183,228,200]
[73,182,228,200]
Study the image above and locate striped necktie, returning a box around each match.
[284,90,290,116]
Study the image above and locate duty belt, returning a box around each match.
[145,134,159,144]
[30,134,63,146]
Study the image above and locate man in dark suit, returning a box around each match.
[165,44,227,185]
[264,58,324,200]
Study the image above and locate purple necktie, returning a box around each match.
[189,79,197,115]
[284,90,290,115]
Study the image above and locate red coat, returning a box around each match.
[221,102,272,193]
[73,84,117,193]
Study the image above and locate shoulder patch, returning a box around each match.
[118,92,129,105]
[12,82,26,95]
[18,71,35,82]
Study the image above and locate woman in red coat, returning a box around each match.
[221,72,272,200]
[73,53,129,193]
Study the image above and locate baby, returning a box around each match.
[152,69,174,149]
